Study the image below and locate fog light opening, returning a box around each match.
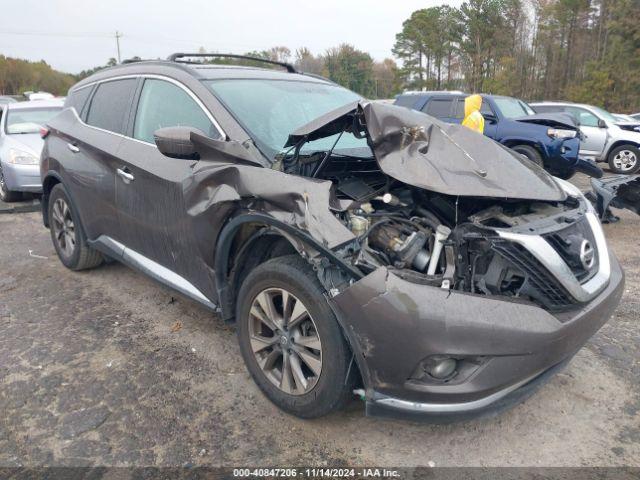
[427,357,458,380]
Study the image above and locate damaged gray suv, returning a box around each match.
[40,53,624,421]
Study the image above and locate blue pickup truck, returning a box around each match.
[394,92,602,179]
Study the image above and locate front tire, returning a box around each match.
[512,144,544,168]
[608,145,640,174]
[48,183,103,271]
[236,255,355,418]
[0,164,22,202]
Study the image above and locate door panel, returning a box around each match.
[45,110,120,240]
[480,101,498,139]
[52,78,137,241]
[62,123,123,240]
[115,77,221,299]
[565,107,607,157]
[115,139,197,272]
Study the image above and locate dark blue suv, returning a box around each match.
[394,92,601,179]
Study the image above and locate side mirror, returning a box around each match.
[483,113,498,124]
[597,119,607,128]
[154,126,202,159]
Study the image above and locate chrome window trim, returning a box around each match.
[68,106,156,148]
[69,83,94,93]
[76,73,227,143]
[496,211,610,303]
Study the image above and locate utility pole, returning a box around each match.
[115,31,122,63]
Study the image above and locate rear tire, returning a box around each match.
[0,164,23,202]
[607,145,640,174]
[512,144,544,168]
[48,183,103,271]
[236,255,355,418]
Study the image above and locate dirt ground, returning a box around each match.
[0,173,638,467]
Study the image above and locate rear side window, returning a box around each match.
[86,79,137,134]
[423,98,453,118]
[566,107,599,127]
[66,86,92,116]
[394,95,420,108]
[133,79,217,144]
[453,99,465,119]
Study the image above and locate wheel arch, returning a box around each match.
[213,212,368,388]
[41,172,63,228]
[502,138,544,153]
[605,140,640,158]
[213,212,362,321]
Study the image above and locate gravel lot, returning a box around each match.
[0,174,638,467]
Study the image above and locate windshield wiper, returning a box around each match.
[312,128,345,178]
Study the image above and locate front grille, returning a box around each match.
[489,215,599,313]
[492,241,577,311]
[543,216,598,283]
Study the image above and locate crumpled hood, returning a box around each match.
[512,112,578,130]
[288,101,566,202]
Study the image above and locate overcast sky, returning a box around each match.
[1,0,462,74]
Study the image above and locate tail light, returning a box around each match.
[40,127,50,139]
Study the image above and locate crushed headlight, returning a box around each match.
[8,148,39,165]
[547,128,577,139]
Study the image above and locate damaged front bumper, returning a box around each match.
[588,175,640,222]
[332,251,624,421]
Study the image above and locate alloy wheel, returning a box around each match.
[51,198,76,258]
[248,287,323,395]
[612,150,638,172]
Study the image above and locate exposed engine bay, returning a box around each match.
[284,149,591,312]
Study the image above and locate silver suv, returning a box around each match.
[531,102,640,174]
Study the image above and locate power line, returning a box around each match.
[0,30,112,38]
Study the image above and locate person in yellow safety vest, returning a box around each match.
[462,94,485,134]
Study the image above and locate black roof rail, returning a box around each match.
[167,53,298,73]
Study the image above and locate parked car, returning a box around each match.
[531,102,640,174]
[632,113,640,121]
[40,54,623,420]
[0,96,18,105]
[613,113,639,124]
[24,91,55,101]
[0,99,64,201]
[394,92,600,179]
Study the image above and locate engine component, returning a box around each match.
[348,213,369,237]
[375,193,405,206]
[368,222,430,270]
[413,248,431,271]
[427,225,452,275]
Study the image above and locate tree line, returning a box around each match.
[393,0,639,112]
[0,56,77,97]
[194,45,401,100]
[1,0,637,112]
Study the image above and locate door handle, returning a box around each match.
[67,143,80,153]
[116,168,135,183]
